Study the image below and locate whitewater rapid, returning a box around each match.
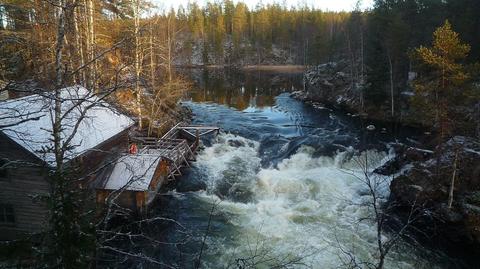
[191,133,440,268]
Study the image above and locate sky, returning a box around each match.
[153,0,374,12]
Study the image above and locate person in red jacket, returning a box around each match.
[129,143,138,154]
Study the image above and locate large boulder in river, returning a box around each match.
[294,61,361,111]
[381,136,480,257]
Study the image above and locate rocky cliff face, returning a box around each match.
[293,61,361,112]
[174,36,297,66]
[377,137,480,261]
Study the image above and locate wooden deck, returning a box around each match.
[132,122,220,180]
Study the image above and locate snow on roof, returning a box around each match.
[0,85,134,165]
[103,154,162,191]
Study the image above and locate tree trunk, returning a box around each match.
[387,52,394,118]
[360,29,365,111]
[448,150,459,209]
[133,0,143,129]
[345,32,355,90]
[149,21,155,88]
[54,0,66,168]
[73,7,85,85]
[167,17,172,82]
[86,0,95,90]
[0,7,4,31]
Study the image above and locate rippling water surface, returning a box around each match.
[138,68,450,268]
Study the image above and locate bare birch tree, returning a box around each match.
[338,150,423,269]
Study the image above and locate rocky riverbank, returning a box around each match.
[376,137,480,266]
[292,61,423,126]
[292,61,361,113]
[295,62,480,266]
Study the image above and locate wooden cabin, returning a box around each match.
[95,154,169,211]
[0,86,134,240]
[95,123,220,211]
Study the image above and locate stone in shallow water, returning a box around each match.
[227,139,245,147]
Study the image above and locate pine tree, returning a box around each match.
[187,2,204,38]
[412,20,470,139]
[232,2,248,50]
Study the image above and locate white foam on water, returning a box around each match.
[193,133,439,268]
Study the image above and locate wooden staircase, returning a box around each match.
[132,122,220,180]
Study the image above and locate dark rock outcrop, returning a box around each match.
[293,61,361,111]
[379,136,480,261]
[295,61,427,126]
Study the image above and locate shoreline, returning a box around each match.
[241,65,306,73]
[290,91,432,138]
[175,64,306,73]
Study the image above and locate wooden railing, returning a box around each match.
[132,123,219,180]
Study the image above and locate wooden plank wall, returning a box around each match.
[0,128,130,240]
[75,128,130,182]
[0,133,49,240]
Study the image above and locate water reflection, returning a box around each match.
[179,68,304,110]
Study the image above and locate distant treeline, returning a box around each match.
[170,0,480,108]
[3,0,478,81]
[173,1,351,65]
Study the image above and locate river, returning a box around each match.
[117,68,456,268]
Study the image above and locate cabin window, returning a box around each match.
[0,159,8,180]
[0,204,15,224]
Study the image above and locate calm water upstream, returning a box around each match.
[129,68,455,268]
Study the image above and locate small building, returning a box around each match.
[0,86,134,240]
[95,154,169,211]
[95,123,220,212]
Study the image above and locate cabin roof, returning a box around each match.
[0,85,134,165]
[102,154,161,191]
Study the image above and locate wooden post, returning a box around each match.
[96,190,109,205]
[135,191,146,212]
[195,129,200,151]
[95,190,109,217]
[159,159,169,176]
